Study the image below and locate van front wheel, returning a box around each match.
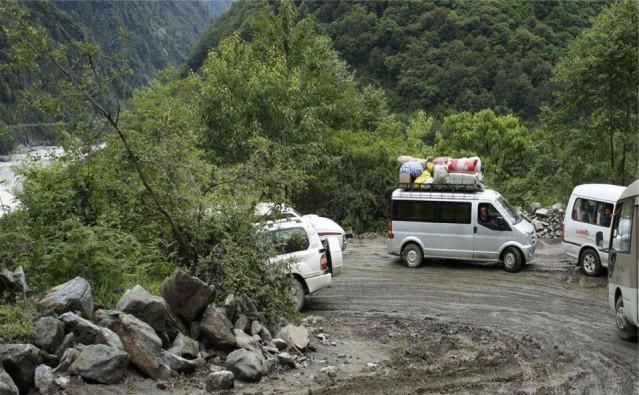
[291,278,306,312]
[502,247,523,273]
[580,248,602,276]
[402,243,423,268]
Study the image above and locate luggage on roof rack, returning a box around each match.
[399,181,484,192]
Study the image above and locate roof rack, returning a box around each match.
[399,182,484,193]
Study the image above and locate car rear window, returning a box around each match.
[392,200,471,224]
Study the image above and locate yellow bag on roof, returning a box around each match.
[414,170,432,184]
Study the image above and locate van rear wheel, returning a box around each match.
[580,248,602,276]
[615,297,638,342]
[502,247,523,273]
[402,243,423,268]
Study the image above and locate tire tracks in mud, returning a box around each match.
[305,238,638,394]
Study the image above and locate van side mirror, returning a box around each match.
[595,231,604,249]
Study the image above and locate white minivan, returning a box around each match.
[562,184,625,276]
[387,187,537,272]
[264,218,339,311]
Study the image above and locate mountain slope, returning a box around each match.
[189,0,603,120]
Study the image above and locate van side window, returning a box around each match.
[611,200,633,254]
[478,203,510,231]
[270,227,310,254]
[572,198,614,227]
[392,201,470,224]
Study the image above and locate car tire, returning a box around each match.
[502,247,523,273]
[615,297,638,342]
[580,248,602,276]
[402,243,423,268]
[292,277,306,312]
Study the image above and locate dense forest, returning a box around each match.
[0,0,231,146]
[0,0,636,326]
[190,0,604,121]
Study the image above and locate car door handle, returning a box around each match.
[473,226,477,234]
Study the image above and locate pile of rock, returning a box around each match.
[528,202,565,240]
[0,271,312,394]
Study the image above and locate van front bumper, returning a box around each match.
[305,273,332,294]
[522,244,536,262]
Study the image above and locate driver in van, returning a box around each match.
[601,205,613,227]
[479,205,493,225]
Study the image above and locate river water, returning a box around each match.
[0,145,63,213]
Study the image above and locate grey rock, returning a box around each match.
[0,344,42,394]
[250,321,263,337]
[206,370,234,391]
[233,329,258,352]
[189,320,200,340]
[167,333,199,360]
[0,267,28,294]
[37,349,58,368]
[277,352,295,368]
[276,324,309,350]
[0,367,18,395]
[272,338,288,351]
[234,315,250,332]
[160,350,199,374]
[223,294,237,324]
[237,294,259,321]
[54,333,76,358]
[34,317,65,355]
[530,202,542,213]
[96,310,171,380]
[259,326,272,342]
[532,219,544,231]
[59,312,123,350]
[160,270,214,324]
[54,348,80,373]
[115,285,175,346]
[535,208,549,217]
[34,365,53,393]
[37,277,93,318]
[53,375,69,388]
[199,306,236,351]
[224,349,265,383]
[320,365,337,378]
[68,344,128,384]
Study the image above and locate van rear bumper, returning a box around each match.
[305,273,332,294]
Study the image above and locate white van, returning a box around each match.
[600,179,638,341]
[264,218,335,311]
[562,184,625,276]
[387,187,537,272]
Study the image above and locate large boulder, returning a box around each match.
[160,350,202,374]
[160,270,214,324]
[237,294,259,321]
[199,306,236,351]
[0,367,18,395]
[224,349,265,383]
[34,365,53,393]
[167,333,199,360]
[55,333,76,358]
[68,344,128,384]
[115,285,176,346]
[277,324,309,350]
[223,294,237,323]
[34,317,65,354]
[95,310,171,380]
[37,277,93,318]
[0,344,42,394]
[0,267,28,294]
[59,312,123,350]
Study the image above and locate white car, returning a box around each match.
[264,218,333,311]
[256,202,346,276]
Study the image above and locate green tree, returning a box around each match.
[550,0,638,186]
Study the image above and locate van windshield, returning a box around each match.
[496,197,522,224]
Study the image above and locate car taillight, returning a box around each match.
[320,254,328,271]
[388,220,394,239]
[562,224,565,242]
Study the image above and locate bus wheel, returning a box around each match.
[402,243,423,268]
[580,248,602,276]
[615,297,638,342]
[502,247,523,273]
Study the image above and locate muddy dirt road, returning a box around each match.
[303,238,638,394]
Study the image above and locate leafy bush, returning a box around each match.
[0,126,15,155]
[0,299,35,343]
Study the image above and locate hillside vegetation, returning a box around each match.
[189,0,603,120]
